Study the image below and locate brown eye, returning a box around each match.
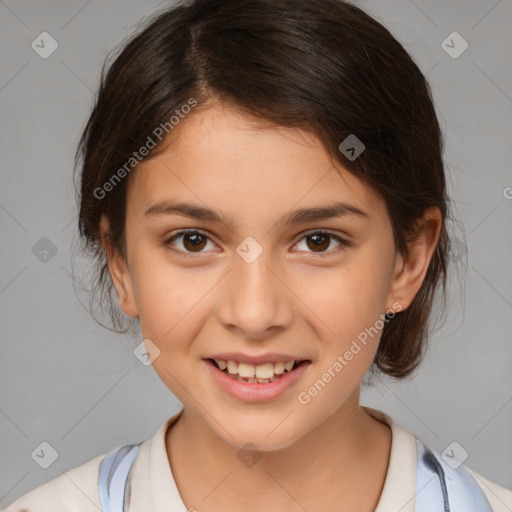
[182,232,207,252]
[306,233,330,252]
[295,231,348,254]
[165,230,214,255]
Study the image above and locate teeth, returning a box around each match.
[227,360,238,374]
[238,362,255,378]
[254,362,275,379]
[284,361,294,371]
[274,361,285,374]
[213,358,299,380]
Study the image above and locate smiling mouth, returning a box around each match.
[207,358,309,384]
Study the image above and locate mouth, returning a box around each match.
[206,357,309,384]
[204,356,312,402]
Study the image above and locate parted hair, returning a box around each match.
[75,0,450,381]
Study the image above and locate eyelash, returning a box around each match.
[163,229,350,259]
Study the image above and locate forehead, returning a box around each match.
[126,104,386,226]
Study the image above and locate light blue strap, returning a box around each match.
[415,438,493,512]
[99,444,140,512]
[415,439,449,511]
[98,438,492,512]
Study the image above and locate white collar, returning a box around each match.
[128,406,418,511]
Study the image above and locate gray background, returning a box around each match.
[1,0,511,507]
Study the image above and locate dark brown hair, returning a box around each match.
[74,0,451,381]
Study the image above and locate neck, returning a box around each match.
[165,392,391,511]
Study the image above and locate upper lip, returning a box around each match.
[205,352,310,365]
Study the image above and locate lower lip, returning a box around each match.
[204,359,311,403]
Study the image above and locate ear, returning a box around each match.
[99,215,139,317]
[385,207,442,312]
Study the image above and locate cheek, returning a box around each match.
[293,251,393,346]
[130,248,210,343]
[131,234,393,357]
[293,258,390,412]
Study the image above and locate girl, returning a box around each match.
[5,0,511,511]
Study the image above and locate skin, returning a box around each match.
[101,100,442,511]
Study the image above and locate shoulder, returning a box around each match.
[2,412,182,512]
[464,466,512,512]
[363,406,512,512]
[2,452,106,512]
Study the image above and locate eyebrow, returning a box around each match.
[143,200,370,227]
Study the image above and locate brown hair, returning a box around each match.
[74,0,451,381]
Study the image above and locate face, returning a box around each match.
[104,102,433,451]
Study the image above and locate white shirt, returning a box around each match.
[4,406,512,511]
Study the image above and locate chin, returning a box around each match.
[228,430,300,453]
[208,411,304,453]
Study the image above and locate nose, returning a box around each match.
[215,246,293,340]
